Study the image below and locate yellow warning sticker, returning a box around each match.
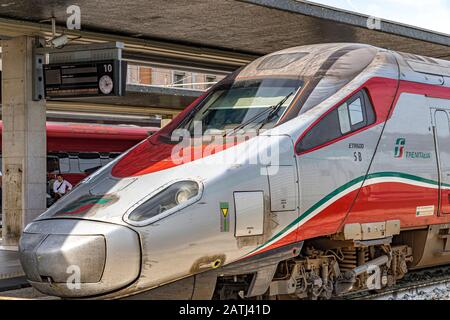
[220,202,229,232]
[221,207,228,217]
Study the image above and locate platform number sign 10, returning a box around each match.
[98,62,115,95]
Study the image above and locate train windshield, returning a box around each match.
[180,78,302,135]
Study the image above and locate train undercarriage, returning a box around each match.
[129,222,450,300]
[213,222,450,300]
[214,239,412,300]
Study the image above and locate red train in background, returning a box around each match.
[0,121,159,186]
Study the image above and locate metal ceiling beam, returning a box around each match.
[0,17,257,71]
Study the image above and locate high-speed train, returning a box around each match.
[19,43,450,299]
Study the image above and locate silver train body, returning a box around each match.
[19,43,450,299]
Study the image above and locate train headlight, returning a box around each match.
[125,180,201,225]
[175,188,192,204]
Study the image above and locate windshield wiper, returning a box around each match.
[257,91,294,132]
[223,91,294,137]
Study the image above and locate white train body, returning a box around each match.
[19,43,450,299]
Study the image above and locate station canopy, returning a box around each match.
[0,0,448,115]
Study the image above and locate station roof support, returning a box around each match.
[1,36,47,245]
[0,0,447,61]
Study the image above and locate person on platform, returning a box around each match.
[53,174,72,201]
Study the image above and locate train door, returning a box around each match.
[433,109,450,214]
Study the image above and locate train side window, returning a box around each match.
[109,153,121,159]
[78,152,101,173]
[337,104,351,134]
[69,155,80,173]
[297,109,342,152]
[348,98,364,125]
[47,156,60,174]
[57,153,70,173]
[296,89,375,153]
[100,153,111,166]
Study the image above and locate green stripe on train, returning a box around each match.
[248,171,445,254]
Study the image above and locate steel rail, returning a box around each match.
[341,266,450,300]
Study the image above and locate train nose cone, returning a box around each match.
[19,219,141,298]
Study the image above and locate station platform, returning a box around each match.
[0,245,60,299]
[0,245,28,290]
[0,246,23,277]
[0,245,55,299]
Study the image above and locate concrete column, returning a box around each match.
[2,36,46,245]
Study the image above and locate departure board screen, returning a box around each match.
[44,60,126,98]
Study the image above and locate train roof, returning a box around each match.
[394,50,450,86]
[236,43,449,115]
[239,43,450,79]
[238,43,380,79]
[0,121,159,140]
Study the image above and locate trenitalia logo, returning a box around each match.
[393,138,431,160]
[394,138,405,158]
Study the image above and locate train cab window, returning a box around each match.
[78,152,101,173]
[181,78,303,135]
[296,89,374,153]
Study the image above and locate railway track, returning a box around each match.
[341,265,450,300]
